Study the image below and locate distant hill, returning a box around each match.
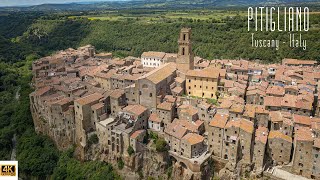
[1,0,319,11]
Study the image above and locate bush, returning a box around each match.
[155,138,168,152]
[127,145,135,156]
[149,131,158,141]
[88,133,98,146]
[207,98,218,105]
[52,148,120,180]
[117,158,124,170]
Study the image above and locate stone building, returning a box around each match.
[96,117,116,149]
[196,101,216,128]
[108,104,148,157]
[164,122,188,154]
[246,88,265,105]
[238,119,254,164]
[177,104,198,122]
[222,120,241,162]
[292,128,313,178]
[253,126,268,173]
[110,89,126,116]
[74,93,104,159]
[156,101,175,129]
[312,138,320,179]
[208,113,228,157]
[148,113,161,132]
[269,111,294,137]
[185,67,220,99]
[267,130,292,165]
[138,63,176,109]
[130,129,146,152]
[181,133,206,158]
[141,51,166,68]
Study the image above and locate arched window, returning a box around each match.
[142,84,148,89]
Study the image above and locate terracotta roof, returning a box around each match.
[240,119,254,134]
[209,113,228,128]
[292,114,312,126]
[110,89,125,99]
[35,86,52,96]
[246,89,266,96]
[52,97,73,106]
[175,77,185,84]
[255,105,269,114]
[163,53,177,61]
[269,111,283,122]
[264,96,282,107]
[157,102,173,111]
[295,127,313,142]
[141,51,166,59]
[75,93,103,105]
[182,133,204,145]
[172,118,202,132]
[149,113,161,123]
[225,119,241,129]
[243,104,256,118]
[172,86,183,94]
[255,126,269,144]
[143,63,176,84]
[123,104,147,116]
[186,67,219,79]
[130,130,145,139]
[230,104,244,113]
[266,86,285,96]
[164,95,176,103]
[268,130,292,143]
[284,85,299,91]
[164,123,188,139]
[283,58,317,66]
[178,104,198,116]
[91,102,104,110]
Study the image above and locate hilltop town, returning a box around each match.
[30,28,320,180]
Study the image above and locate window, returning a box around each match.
[189,79,191,83]
[182,47,185,55]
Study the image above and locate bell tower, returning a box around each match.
[176,28,194,73]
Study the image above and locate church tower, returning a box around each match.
[176,28,194,73]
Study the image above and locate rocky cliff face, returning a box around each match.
[86,143,172,179]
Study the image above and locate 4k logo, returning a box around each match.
[0,165,16,176]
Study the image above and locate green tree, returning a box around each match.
[127,145,135,156]
[88,133,99,146]
[117,158,124,170]
[155,138,168,152]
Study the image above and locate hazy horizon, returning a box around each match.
[0,0,128,7]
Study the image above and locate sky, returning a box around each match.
[0,0,118,7]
